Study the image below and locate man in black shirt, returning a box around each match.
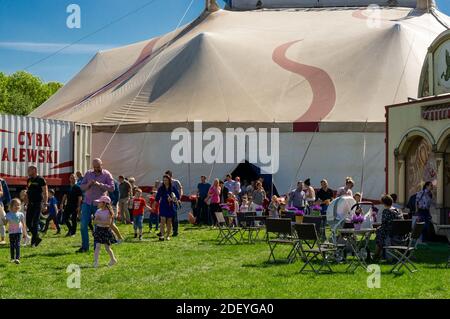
[61,174,83,237]
[26,166,48,247]
[315,179,334,215]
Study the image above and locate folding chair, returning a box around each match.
[302,216,324,251]
[384,220,423,273]
[266,218,298,263]
[295,223,336,273]
[215,212,240,245]
[302,216,322,235]
[239,212,263,243]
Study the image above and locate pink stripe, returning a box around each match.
[43,38,160,118]
[272,40,336,131]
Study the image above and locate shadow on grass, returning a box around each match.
[182,226,211,231]
[25,251,73,258]
[242,259,294,268]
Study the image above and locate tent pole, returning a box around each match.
[360,119,368,199]
[288,120,321,193]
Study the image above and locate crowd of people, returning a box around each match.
[0,158,435,267]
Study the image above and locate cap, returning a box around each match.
[94,195,111,204]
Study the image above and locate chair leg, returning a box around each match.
[318,252,334,273]
[287,244,298,263]
[300,253,319,274]
[268,242,277,262]
[388,249,408,273]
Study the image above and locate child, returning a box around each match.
[19,190,31,246]
[42,189,61,234]
[92,195,118,268]
[148,190,160,232]
[226,192,238,226]
[268,195,279,218]
[0,202,5,245]
[239,195,250,212]
[2,198,27,264]
[132,189,151,240]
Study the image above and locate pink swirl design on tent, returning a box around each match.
[43,37,160,118]
[272,40,336,132]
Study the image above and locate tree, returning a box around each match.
[0,71,63,116]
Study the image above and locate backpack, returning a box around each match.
[406,193,417,215]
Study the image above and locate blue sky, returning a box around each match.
[0,0,448,83]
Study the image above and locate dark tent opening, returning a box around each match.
[231,161,278,196]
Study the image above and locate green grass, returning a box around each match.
[0,223,448,299]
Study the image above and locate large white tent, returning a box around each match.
[31,0,449,199]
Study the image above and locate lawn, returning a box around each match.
[0,223,448,299]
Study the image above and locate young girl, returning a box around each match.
[92,195,118,268]
[268,195,279,218]
[2,198,27,264]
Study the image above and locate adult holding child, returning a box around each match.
[155,174,180,241]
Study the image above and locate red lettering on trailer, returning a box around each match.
[18,132,26,146]
[36,133,42,147]
[38,150,45,162]
[27,149,37,162]
[26,132,33,146]
[44,134,51,147]
[19,148,26,162]
[12,148,18,162]
[1,148,9,161]
[46,150,52,163]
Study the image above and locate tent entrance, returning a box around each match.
[231,161,278,196]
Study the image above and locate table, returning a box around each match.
[338,228,376,272]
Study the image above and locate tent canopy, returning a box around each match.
[31,5,448,132]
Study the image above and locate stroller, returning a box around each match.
[324,196,356,262]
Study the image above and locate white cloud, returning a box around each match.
[0,41,116,54]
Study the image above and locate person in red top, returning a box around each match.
[132,188,151,240]
[225,192,238,226]
[148,190,160,232]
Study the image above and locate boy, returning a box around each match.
[43,189,60,234]
[148,190,160,232]
[132,189,151,240]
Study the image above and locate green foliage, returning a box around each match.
[0,71,63,116]
[0,223,448,298]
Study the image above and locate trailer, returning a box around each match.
[0,114,91,187]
